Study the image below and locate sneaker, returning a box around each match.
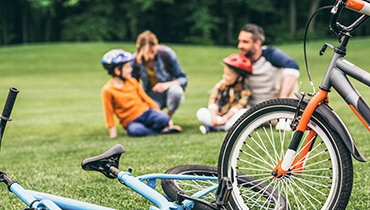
[199,125,208,134]
[162,125,182,134]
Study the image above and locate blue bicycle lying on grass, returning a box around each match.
[0,88,284,210]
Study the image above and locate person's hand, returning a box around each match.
[210,111,219,126]
[152,82,171,93]
[109,126,118,138]
[217,116,228,125]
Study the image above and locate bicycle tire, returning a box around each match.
[218,98,353,210]
[161,165,286,210]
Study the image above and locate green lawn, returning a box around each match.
[0,38,369,209]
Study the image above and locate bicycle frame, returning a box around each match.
[273,0,370,178]
[1,171,218,210]
[116,172,218,210]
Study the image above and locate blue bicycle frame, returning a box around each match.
[4,171,217,210]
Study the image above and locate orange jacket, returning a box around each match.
[101,78,159,128]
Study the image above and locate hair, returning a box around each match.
[135,30,159,64]
[103,63,124,76]
[240,23,265,43]
[226,65,248,77]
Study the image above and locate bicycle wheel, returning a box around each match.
[218,98,353,210]
[161,165,286,210]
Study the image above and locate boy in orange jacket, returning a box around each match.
[101,49,181,138]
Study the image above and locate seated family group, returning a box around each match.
[100,23,300,138]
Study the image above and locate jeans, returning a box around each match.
[125,109,169,137]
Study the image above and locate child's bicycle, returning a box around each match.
[217,0,370,209]
[0,88,285,210]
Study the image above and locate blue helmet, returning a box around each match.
[101,49,134,75]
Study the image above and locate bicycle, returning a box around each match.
[0,88,285,210]
[217,0,370,209]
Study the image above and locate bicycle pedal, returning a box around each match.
[215,177,232,206]
[176,192,217,210]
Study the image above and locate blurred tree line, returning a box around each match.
[1,0,369,46]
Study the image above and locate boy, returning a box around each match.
[101,49,181,138]
[196,54,252,134]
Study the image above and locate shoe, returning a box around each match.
[162,125,182,134]
[199,125,208,134]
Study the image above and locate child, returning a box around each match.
[101,49,182,138]
[196,54,252,134]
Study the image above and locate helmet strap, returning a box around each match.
[114,66,125,81]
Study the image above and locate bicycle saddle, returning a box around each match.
[81,144,125,179]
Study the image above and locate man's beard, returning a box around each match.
[244,48,255,59]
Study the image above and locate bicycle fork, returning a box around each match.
[272,90,328,178]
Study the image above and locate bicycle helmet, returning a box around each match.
[223,54,253,75]
[101,49,134,75]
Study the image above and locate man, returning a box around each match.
[237,23,300,107]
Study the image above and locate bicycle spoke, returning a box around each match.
[239,147,274,169]
[251,131,277,167]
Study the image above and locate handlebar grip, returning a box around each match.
[346,0,370,16]
[0,87,20,147]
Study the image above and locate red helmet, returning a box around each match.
[223,54,252,75]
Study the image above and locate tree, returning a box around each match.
[181,0,220,44]
[27,0,63,42]
[1,0,370,45]
[308,0,321,32]
[290,0,297,38]
[218,0,249,45]
[0,0,21,44]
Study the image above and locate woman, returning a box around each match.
[131,30,188,127]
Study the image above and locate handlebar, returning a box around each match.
[330,0,370,36]
[345,0,370,15]
[0,87,19,148]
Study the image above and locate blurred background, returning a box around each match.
[1,0,369,46]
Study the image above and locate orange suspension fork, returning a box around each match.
[272,90,328,178]
[291,130,317,173]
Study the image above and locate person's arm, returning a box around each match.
[279,74,298,98]
[217,108,237,125]
[220,87,251,124]
[208,81,223,126]
[208,104,220,126]
[266,47,300,98]
[152,80,181,93]
[108,126,117,138]
[102,85,117,138]
[163,46,188,88]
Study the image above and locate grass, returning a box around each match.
[0,38,369,209]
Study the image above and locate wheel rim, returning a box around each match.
[227,111,340,210]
